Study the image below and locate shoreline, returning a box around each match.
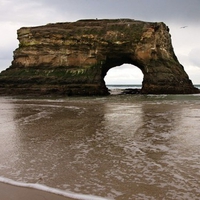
[0,177,110,200]
[0,182,75,200]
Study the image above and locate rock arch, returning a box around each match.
[0,19,198,95]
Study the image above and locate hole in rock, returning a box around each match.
[104,64,143,94]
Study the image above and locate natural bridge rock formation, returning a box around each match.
[0,19,198,95]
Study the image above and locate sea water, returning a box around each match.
[0,91,200,199]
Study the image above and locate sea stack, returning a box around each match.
[0,19,198,95]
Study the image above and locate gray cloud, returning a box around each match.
[37,0,200,25]
[189,48,200,67]
[1,0,200,25]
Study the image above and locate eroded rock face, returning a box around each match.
[0,19,198,95]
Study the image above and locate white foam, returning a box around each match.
[0,176,112,200]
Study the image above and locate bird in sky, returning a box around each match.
[180,26,188,28]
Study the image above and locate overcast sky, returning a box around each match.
[1,0,200,84]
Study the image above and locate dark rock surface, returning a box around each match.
[122,88,141,95]
[0,19,199,95]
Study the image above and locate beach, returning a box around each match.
[0,182,74,200]
[0,94,200,199]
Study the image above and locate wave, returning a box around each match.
[107,84,200,89]
[195,84,200,89]
[0,176,112,200]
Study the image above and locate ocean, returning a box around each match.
[0,86,200,199]
[107,84,200,90]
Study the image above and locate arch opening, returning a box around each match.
[104,64,143,94]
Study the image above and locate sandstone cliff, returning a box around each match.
[0,19,198,95]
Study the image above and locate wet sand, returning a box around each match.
[1,96,200,199]
[0,182,75,200]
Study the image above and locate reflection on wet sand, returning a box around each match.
[0,96,200,199]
